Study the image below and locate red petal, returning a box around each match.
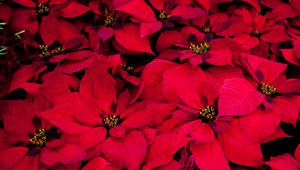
[295,145,300,162]
[140,21,162,37]
[103,131,147,170]
[122,111,152,129]
[40,14,59,46]
[80,59,116,113]
[243,0,260,12]
[156,30,185,52]
[80,127,107,150]
[12,0,35,7]
[59,2,90,18]
[256,61,287,84]
[59,57,95,74]
[146,103,176,126]
[196,0,211,11]
[267,4,298,20]
[281,49,300,66]
[41,144,86,166]
[163,63,206,108]
[50,50,93,63]
[190,123,214,143]
[239,107,281,143]
[9,65,36,94]
[141,59,177,102]
[0,147,27,169]
[82,157,116,170]
[148,0,164,10]
[109,125,125,138]
[219,120,263,168]
[278,79,300,94]
[171,5,205,20]
[114,24,153,54]
[42,98,92,134]
[190,139,230,170]
[264,154,299,170]
[97,26,114,41]
[3,100,35,134]
[233,33,259,50]
[144,134,190,169]
[116,0,156,22]
[205,49,233,66]
[38,69,71,105]
[274,97,299,126]
[261,26,290,43]
[218,78,264,116]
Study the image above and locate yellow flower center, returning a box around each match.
[259,83,278,96]
[189,42,209,54]
[103,115,119,129]
[104,15,114,26]
[202,26,211,33]
[159,10,169,21]
[29,129,47,146]
[199,106,217,121]
[36,3,49,16]
[39,45,64,58]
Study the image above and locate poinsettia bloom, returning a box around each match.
[10,0,90,45]
[219,53,300,125]
[24,21,94,74]
[167,26,233,67]
[43,59,152,169]
[106,54,147,86]
[191,12,232,36]
[152,63,245,169]
[0,100,86,169]
[88,0,125,41]
[229,9,291,52]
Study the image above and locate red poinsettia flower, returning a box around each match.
[156,63,245,169]
[219,54,300,125]
[0,99,86,169]
[11,0,90,45]
[179,27,232,66]
[22,20,94,75]
[42,59,152,169]
[229,8,291,54]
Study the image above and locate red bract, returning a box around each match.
[219,54,300,123]
[11,0,89,44]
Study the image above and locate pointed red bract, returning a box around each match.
[190,139,230,170]
[103,131,147,170]
[218,78,264,116]
[144,134,190,169]
[114,24,153,54]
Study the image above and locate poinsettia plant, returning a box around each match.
[0,0,300,169]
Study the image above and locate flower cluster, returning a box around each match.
[1,0,300,169]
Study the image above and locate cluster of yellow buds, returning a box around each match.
[29,129,47,146]
[260,83,278,96]
[39,45,64,58]
[202,26,211,33]
[37,3,49,16]
[189,42,210,54]
[104,15,115,26]
[121,63,134,74]
[103,115,119,129]
[199,105,217,121]
[159,10,170,21]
